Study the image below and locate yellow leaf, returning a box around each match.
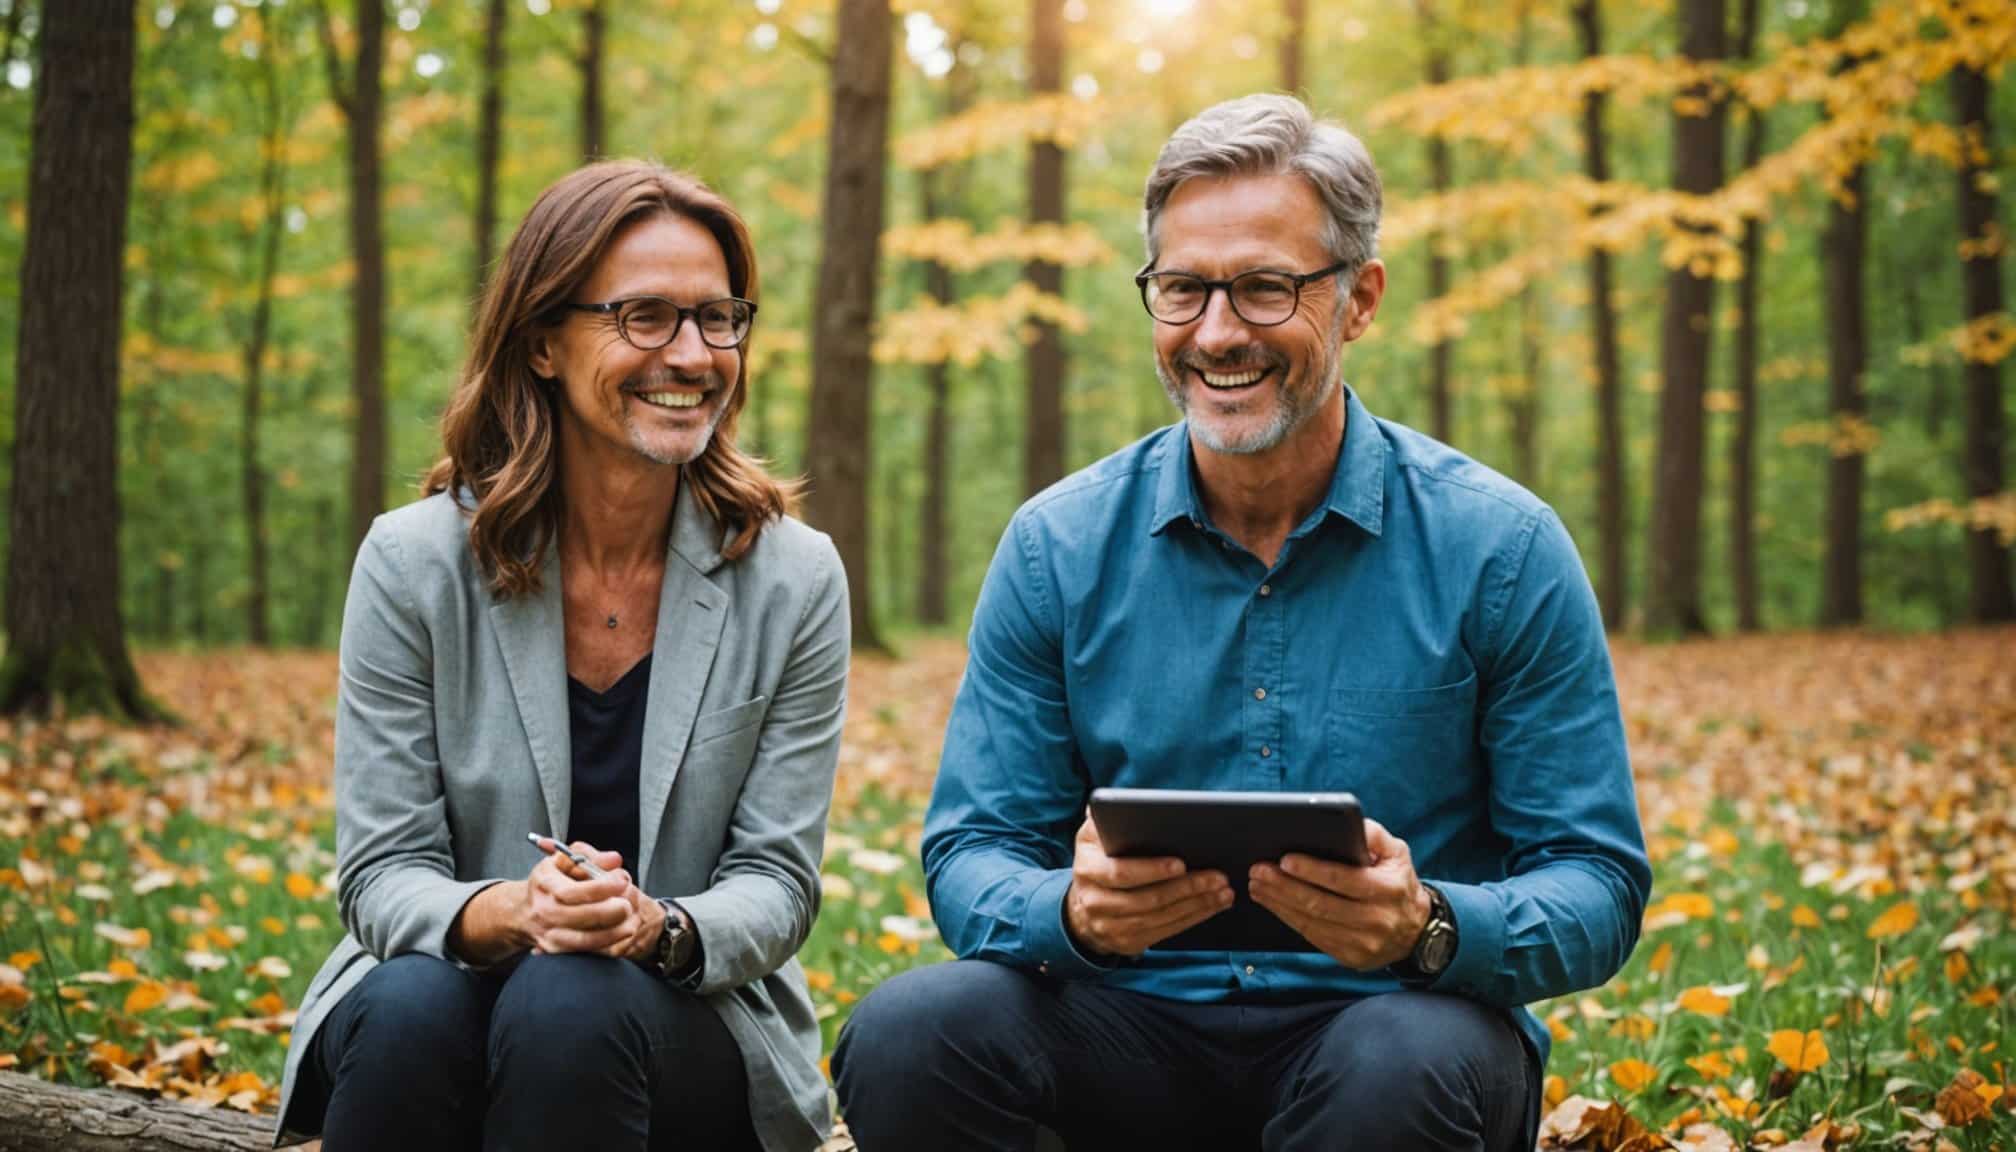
[285,873,317,900]
[1767,1029,1830,1073]
[7,951,40,971]
[1678,986,1733,1017]
[123,980,169,1014]
[1609,1058,1659,1092]
[1687,1051,1734,1080]
[1867,901,1919,939]
[1648,941,1674,974]
[1791,905,1822,928]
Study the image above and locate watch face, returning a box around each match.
[1420,924,1456,973]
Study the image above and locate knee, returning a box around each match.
[1302,993,1520,1109]
[335,954,487,1077]
[490,953,661,1064]
[834,961,1036,1087]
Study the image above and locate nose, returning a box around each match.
[1190,288,1250,359]
[659,313,714,376]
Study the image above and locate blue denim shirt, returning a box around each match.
[922,387,1652,1068]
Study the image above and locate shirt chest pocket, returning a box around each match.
[683,695,768,778]
[1324,674,1479,813]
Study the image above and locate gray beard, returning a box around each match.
[1157,346,1342,456]
[621,370,730,465]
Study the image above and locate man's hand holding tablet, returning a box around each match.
[1080,789,1428,961]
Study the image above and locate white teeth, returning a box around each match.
[637,391,704,409]
[1201,369,1264,388]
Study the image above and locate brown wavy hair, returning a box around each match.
[424,161,798,599]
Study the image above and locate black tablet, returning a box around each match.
[1088,787,1370,953]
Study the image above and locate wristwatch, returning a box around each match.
[1393,883,1457,985]
[653,898,697,980]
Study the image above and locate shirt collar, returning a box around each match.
[1149,384,1386,539]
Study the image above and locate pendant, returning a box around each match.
[606,614,619,629]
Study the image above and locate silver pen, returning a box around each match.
[526,832,609,879]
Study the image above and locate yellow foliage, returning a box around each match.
[1866,901,1920,939]
[1883,492,2016,545]
[1608,1058,1658,1092]
[895,95,1104,170]
[1677,986,1733,1017]
[882,219,1116,272]
[1779,413,1880,458]
[873,283,1086,367]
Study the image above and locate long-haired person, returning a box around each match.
[276,161,848,1152]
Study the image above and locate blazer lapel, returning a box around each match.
[490,545,572,840]
[638,479,729,881]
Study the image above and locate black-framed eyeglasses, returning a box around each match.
[1134,261,1353,327]
[564,295,758,350]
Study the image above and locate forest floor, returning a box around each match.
[0,630,2011,1150]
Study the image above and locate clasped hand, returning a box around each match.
[1064,815,1430,969]
[517,839,664,962]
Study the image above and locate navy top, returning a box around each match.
[922,386,1652,1070]
[567,652,651,873]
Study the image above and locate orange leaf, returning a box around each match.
[1767,1029,1830,1073]
[285,872,317,900]
[123,980,169,1015]
[1648,941,1674,975]
[1678,986,1733,1017]
[1866,901,1919,939]
[1791,905,1822,928]
[1609,1057,1659,1092]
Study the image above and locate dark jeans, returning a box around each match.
[288,952,760,1152]
[833,960,1538,1152]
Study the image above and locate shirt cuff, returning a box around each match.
[1426,879,1505,995]
[1024,868,1119,979]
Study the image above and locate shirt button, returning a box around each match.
[1254,688,1267,701]
[1245,965,1256,976]
[1259,745,1272,758]
[1259,584,1272,597]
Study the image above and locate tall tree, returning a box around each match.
[1819,0,1868,627]
[918,43,975,629]
[1023,0,1065,495]
[1951,57,2016,621]
[1508,1,1543,491]
[1645,0,1726,636]
[1417,0,1455,444]
[1,0,159,718]
[804,0,892,649]
[580,0,605,161]
[314,0,387,559]
[1728,0,1766,631]
[1279,0,1307,94]
[239,7,292,647]
[1573,0,1626,629]
[473,0,507,302]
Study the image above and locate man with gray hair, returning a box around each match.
[834,94,1649,1151]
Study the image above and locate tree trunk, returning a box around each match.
[1508,2,1542,491]
[0,0,160,720]
[1418,0,1455,445]
[0,1070,282,1151]
[918,51,973,630]
[580,0,604,161]
[473,0,506,302]
[804,0,892,650]
[1729,0,1764,632]
[1645,0,1725,637]
[1952,62,2016,621]
[1818,1,1867,628]
[325,0,387,563]
[1279,0,1306,94]
[240,7,287,648]
[1574,0,1627,630]
[1024,0,1066,495]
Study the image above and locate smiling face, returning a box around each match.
[530,211,742,470]
[1150,172,1359,458]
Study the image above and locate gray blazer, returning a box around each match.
[275,483,849,1151]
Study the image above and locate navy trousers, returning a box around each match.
[834,960,1538,1152]
[288,952,760,1152]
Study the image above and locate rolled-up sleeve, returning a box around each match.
[1429,509,1652,1005]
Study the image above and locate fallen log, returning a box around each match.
[0,1069,309,1151]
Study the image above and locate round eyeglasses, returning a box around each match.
[1134,261,1353,327]
[564,295,758,350]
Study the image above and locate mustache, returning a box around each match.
[624,367,726,392]
[1175,349,1282,375]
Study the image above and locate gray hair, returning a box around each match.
[1143,94,1382,275]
